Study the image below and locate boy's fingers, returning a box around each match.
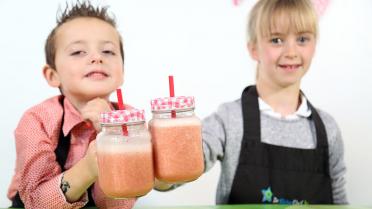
[84,121,93,128]
[89,140,96,146]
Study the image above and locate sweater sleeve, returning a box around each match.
[328,123,348,204]
[318,109,348,204]
[202,105,227,172]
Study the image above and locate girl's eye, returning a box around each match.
[297,36,310,44]
[270,37,283,45]
[103,50,116,55]
[70,51,85,56]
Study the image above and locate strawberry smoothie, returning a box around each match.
[97,136,154,198]
[150,117,204,183]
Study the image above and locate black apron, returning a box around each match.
[228,85,333,204]
[11,96,96,208]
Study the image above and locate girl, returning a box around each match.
[201,0,347,204]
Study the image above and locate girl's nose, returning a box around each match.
[284,41,298,59]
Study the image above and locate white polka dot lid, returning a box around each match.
[100,109,145,125]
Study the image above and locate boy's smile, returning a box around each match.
[84,69,109,80]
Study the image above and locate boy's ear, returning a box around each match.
[43,64,61,88]
[247,42,259,62]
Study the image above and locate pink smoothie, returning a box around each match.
[150,119,204,183]
[97,149,154,198]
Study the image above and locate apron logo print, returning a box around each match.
[261,187,309,204]
[261,187,273,202]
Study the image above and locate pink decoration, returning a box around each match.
[311,0,331,16]
[233,0,242,6]
[232,0,331,16]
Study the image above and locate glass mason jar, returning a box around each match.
[96,109,154,198]
[149,96,204,183]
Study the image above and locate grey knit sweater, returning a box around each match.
[202,99,347,204]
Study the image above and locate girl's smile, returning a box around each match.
[277,64,303,73]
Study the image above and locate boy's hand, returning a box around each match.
[62,140,98,202]
[81,98,111,131]
[83,140,99,180]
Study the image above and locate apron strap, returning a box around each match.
[242,85,261,142]
[307,100,328,148]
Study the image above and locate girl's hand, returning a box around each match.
[81,98,111,131]
[154,178,175,191]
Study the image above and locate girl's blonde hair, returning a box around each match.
[247,0,318,44]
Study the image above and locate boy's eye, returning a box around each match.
[103,50,116,55]
[270,37,283,45]
[70,51,85,56]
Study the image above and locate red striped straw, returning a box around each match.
[168,75,176,118]
[116,88,128,136]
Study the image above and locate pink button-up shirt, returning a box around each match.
[8,95,135,209]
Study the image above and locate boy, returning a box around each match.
[7,1,135,209]
[157,0,347,205]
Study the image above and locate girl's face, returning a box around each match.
[249,19,316,89]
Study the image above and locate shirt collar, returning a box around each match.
[62,97,85,136]
[258,94,312,120]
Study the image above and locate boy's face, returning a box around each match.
[52,17,123,101]
[250,22,316,88]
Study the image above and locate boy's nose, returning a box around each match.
[91,57,103,64]
[90,52,103,64]
[91,58,103,64]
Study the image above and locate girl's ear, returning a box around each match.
[247,42,259,62]
[43,65,61,88]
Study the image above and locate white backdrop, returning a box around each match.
[0,0,371,207]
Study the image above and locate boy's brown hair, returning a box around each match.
[45,1,124,70]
